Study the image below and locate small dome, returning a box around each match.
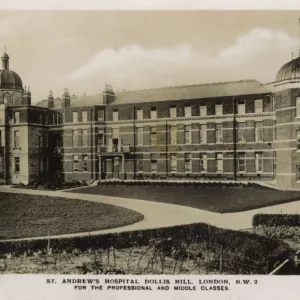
[276,57,300,82]
[0,69,23,90]
[0,51,23,91]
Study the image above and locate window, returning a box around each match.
[52,114,56,125]
[215,124,223,143]
[56,114,60,124]
[254,99,263,113]
[273,151,276,174]
[237,122,246,143]
[255,152,263,173]
[185,153,192,173]
[82,129,88,146]
[0,130,2,147]
[170,153,177,173]
[200,125,207,144]
[184,125,191,144]
[216,153,223,173]
[237,101,245,114]
[136,109,143,120]
[97,109,105,121]
[39,157,43,173]
[37,131,42,147]
[272,97,276,111]
[73,111,78,123]
[200,104,207,116]
[297,131,300,150]
[4,93,12,106]
[73,155,79,172]
[273,120,276,141]
[112,128,119,139]
[82,111,88,122]
[297,97,300,117]
[184,105,191,117]
[14,157,20,173]
[215,102,223,116]
[137,154,143,172]
[14,112,20,124]
[112,110,119,121]
[150,153,157,173]
[0,157,3,173]
[14,130,20,148]
[199,153,207,173]
[255,122,263,142]
[72,130,79,147]
[151,127,157,145]
[98,134,104,146]
[83,155,88,172]
[170,126,177,145]
[238,152,246,173]
[150,107,157,119]
[170,106,177,118]
[39,113,43,124]
[137,127,143,145]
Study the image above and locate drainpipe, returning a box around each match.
[233,97,237,182]
[133,105,136,180]
[166,119,168,178]
[90,108,94,180]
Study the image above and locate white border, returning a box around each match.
[1,0,300,10]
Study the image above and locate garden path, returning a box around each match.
[1,185,300,242]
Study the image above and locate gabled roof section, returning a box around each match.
[35,79,271,109]
[112,80,270,105]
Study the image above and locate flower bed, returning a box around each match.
[0,222,291,274]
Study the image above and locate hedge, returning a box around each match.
[253,214,300,227]
[0,222,289,263]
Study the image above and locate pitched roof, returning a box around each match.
[35,79,271,109]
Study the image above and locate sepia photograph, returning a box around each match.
[1,9,300,284]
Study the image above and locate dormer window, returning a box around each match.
[215,102,223,116]
[184,105,191,117]
[150,107,157,119]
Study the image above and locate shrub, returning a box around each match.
[253,214,300,227]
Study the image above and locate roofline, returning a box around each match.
[114,79,263,94]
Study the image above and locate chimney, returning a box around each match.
[103,84,115,104]
[61,88,70,108]
[22,86,31,106]
[48,90,54,108]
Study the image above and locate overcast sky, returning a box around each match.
[1,11,300,103]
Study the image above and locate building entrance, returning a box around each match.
[113,157,120,178]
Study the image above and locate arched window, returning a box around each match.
[4,93,12,106]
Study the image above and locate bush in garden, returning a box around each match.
[253,214,300,227]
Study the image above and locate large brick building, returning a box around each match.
[1,50,300,188]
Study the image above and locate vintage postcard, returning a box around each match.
[1,2,300,299]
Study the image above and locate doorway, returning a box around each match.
[113,157,120,178]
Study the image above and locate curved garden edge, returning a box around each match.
[1,186,300,243]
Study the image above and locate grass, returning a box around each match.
[0,192,144,239]
[70,185,300,213]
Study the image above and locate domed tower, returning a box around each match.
[0,51,25,106]
[270,53,300,189]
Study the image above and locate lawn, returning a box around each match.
[70,185,300,213]
[0,193,144,239]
